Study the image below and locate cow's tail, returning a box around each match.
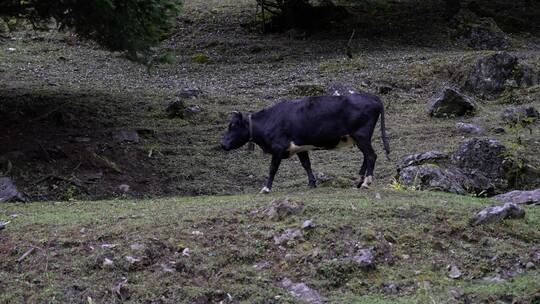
[380,104,391,161]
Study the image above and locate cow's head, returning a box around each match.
[221,111,250,151]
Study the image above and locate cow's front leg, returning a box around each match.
[297,152,316,188]
[261,154,282,194]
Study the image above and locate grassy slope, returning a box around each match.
[1,189,540,303]
[1,0,539,200]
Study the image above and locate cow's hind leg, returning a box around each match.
[353,135,377,189]
[297,152,316,188]
[261,154,282,194]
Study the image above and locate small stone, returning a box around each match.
[130,243,145,251]
[0,221,8,231]
[262,198,304,221]
[383,283,399,295]
[184,105,202,117]
[113,131,140,143]
[118,184,130,193]
[455,122,484,135]
[281,278,324,304]
[448,265,462,279]
[450,288,464,299]
[7,48,16,52]
[525,262,535,269]
[375,193,382,200]
[182,248,191,256]
[125,256,141,265]
[301,219,314,229]
[100,243,118,249]
[352,248,375,269]
[402,254,410,260]
[274,228,303,245]
[103,258,114,268]
[191,230,204,236]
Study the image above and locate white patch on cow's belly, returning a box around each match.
[335,135,356,149]
[287,136,356,155]
[287,142,317,154]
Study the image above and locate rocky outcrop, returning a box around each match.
[429,88,476,118]
[396,138,540,196]
[0,177,26,203]
[463,18,510,51]
[464,52,517,98]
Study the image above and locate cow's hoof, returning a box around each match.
[360,175,373,189]
[308,182,317,189]
[260,187,271,194]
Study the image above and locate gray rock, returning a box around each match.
[463,18,510,51]
[501,105,539,125]
[397,151,450,171]
[397,165,466,194]
[448,265,462,279]
[464,52,518,98]
[471,203,525,225]
[452,138,508,191]
[383,283,399,295]
[0,177,26,203]
[494,189,540,205]
[456,122,484,135]
[0,221,8,230]
[262,198,304,221]
[429,88,476,118]
[281,278,324,304]
[274,228,303,245]
[301,219,314,230]
[113,131,140,143]
[353,248,376,269]
[118,184,130,193]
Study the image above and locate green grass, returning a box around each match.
[2,188,539,303]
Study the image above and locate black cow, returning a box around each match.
[221,93,390,193]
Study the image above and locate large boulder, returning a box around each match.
[464,52,518,98]
[463,18,510,51]
[429,88,476,118]
[452,138,509,190]
[0,177,26,203]
[501,105,539,125]
[397,138,537,196]
[398,165,466,195]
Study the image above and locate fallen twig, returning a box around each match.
[17,247,35,263]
